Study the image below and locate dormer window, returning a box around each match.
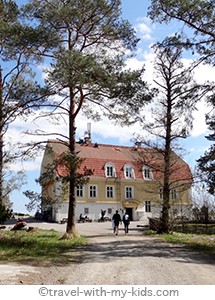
[124,164,135,179]
[142,165,153,180]
[105,162,116,178]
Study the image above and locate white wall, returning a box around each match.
[52,202,188,223]
[52,202,122,222]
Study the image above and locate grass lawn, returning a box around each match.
[144,230,215,257]
[174,223,215,235]
[0,229,86,266]
[163,233,215,255]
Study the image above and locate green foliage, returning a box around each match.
[146,0,215,233]
[0,0,59,205]
[138,43,201,233]
[23,190,42,212]
[4,170,27,196]
[197,108,215,193]
[149,1,215,195]
[25,0,138,51]
[0,203,12,224]
[22,0,153,232]
[0,229,85,265]
[57,151,94,185]
[24,149,94,212]
[149,0,215,64]
[149,43,204,139]
[24,0,152,125]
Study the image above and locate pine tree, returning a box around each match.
[24,0,152,237]
[197,96,215,194]
[0,0,55,207]
[148,0,215,196]
[139,43,205,233]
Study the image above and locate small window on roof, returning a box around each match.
[142,165,153,180]
[105,162,116,178]
[124,164,135,179]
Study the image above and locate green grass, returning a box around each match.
[174,223,215,234]
[163,233,215,255]
[143,230,215,257]
[0,229,86,266]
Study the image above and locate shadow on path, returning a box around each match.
[75,232,215,267]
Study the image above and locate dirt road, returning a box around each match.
[0,221,215,284]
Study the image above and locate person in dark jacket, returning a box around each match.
[123,212,130,234]
[112,210,122,235]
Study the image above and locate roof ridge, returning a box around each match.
[48,139,159,152]
[76,141,137,149]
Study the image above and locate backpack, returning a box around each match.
[124,214,129,221]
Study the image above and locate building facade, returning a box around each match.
[40,140,193,223]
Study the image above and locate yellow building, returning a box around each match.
[40,139,193,222]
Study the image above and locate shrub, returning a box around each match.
[0,204,13,224]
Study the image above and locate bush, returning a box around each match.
[0,204,13,224]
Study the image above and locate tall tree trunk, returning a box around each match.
[160,157,170,233]
[0,67,3,205]
[64,26,79,237]
[159,90,172,233]
[66,87,78,237]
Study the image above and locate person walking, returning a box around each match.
[123,211,130,234]
[112,210,122,235]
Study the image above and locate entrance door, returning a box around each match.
[126,208,133,221]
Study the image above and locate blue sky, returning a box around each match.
[7,0,214,213]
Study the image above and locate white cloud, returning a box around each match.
[10,156,43,173]
[194,63,215,84]
[135,17,155,41]
[126,57,144,71]
[191,100,210,137]
[76,113,142,145]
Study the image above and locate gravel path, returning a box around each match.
[0,221,215,285]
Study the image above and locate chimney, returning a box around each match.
[134,141,141,150]
[84,123,92,145]
[87,122,91,140]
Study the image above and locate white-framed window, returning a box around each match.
[142,165,153,180]
[145,201,151,213]
[106,185,115,198]
[88,184,98,198]
[76,185,84,198]
[55,177,62,198]
[125,186,134,200]
[124,164,135,179]
[105,162,116,178]
[171,189,178,200]
[159,188,178,200]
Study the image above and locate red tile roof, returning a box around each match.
[46,140,193,183]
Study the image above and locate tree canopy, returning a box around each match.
[138,43,205,233]
[0,0,59,207]
[149,0,215,64]
[148,0,215,196]
[197,95,215,194]
[22,0,152,236]
[23,0,151,126]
